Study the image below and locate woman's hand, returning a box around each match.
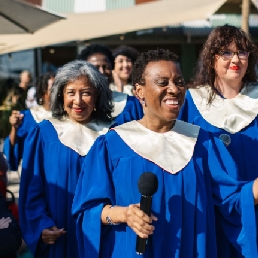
[125,204,157,239]
[41,226,66,245]
[9,110,24,145]
[9,110,24,128]
[112,70,123,92]
[0,217,12,229]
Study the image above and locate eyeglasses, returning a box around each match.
[218,50,250,60]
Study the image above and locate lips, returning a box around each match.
[73,108,85,113]
[230,66,240,70]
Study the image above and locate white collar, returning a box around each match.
[114,120,199,174]
[189,83,258,134]
[30,105,52,123]
[48,117,111,156]
[112,91,127,117]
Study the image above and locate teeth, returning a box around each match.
[165,100,178,105]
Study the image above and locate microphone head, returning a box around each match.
[138,172,158,196]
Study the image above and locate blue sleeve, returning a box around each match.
[207,135,258,257]
[19,124,55,255]
[3,110,35,171]
[115,96,143,125]
[72,135,115,258]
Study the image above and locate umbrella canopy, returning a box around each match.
[0,0,227,54]
[0,0,65,34]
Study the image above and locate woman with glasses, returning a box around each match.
[178,24,258,257]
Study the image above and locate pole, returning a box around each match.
[242,0,250,33]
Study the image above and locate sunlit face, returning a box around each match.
[136,61,186,124]
[63,77,97,124]
[87,53,112,83]
[114,55,133,82]
[214,41,249,85]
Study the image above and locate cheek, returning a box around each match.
[83,96,96,109]
[114,64,121,72]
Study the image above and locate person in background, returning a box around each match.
[0,152,22,258]
[25,87,37,109]
[3,72,55,172]
[77,44,143,125]
[72,49,258,258]
[111,45,139,96]
[18,70,33,109]
[19,60,113,258]
[178,24,258,257]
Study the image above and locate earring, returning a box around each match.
[141,99,145,106]
[39,98,43,105]
[94,107,96,111]
[211,69,215,76]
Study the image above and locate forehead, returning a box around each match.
[115,54,130,60]
[65,77,92,89]
[222,40,246,51]
[144,61,181,77]
[87,53,110,64]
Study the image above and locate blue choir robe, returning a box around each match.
[72,120,257,258]
[178,83,258,257]
[3,105,52,171]
[111,91,143,125]
[19,117,111,258]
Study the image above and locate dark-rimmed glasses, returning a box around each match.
[218,50,249,61]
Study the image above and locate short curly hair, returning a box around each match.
[77,44,114,69]
[113,45,140,64]
[35,71,55,105]
[51,60,113,122]
[132,49,179,87]
[193,24,258,103]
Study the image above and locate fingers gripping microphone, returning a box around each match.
[136,172,158,255]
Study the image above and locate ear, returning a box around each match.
[135,83,144,100]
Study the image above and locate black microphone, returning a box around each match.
[136,172,158,255]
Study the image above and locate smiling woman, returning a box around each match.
[178,24,258,257]
[63,77,97,124]
[72,49,258,258]
[18,60,113,258]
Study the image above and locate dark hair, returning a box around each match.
[113,45,140,64]
[77,44,114,69]
[35,72,55,105]
[51,60,113,122]
[193,24,258,103]
[132,48,179,87]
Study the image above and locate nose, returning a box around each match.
[74,92,82,104]
[167,82,180,94]
[231,52,240,62]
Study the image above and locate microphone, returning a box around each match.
[136,172,158,255]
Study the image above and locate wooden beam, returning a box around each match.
[242,0,250,33]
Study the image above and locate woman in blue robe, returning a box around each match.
[178,25,258,257]
[72,49,258,258]
[19,60,113,258]
[3,72,55,171]
[77,43,143,124]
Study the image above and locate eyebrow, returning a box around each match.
[65,87,93,90]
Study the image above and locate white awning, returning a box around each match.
[0,0,65,34]
[0,0,227,54]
